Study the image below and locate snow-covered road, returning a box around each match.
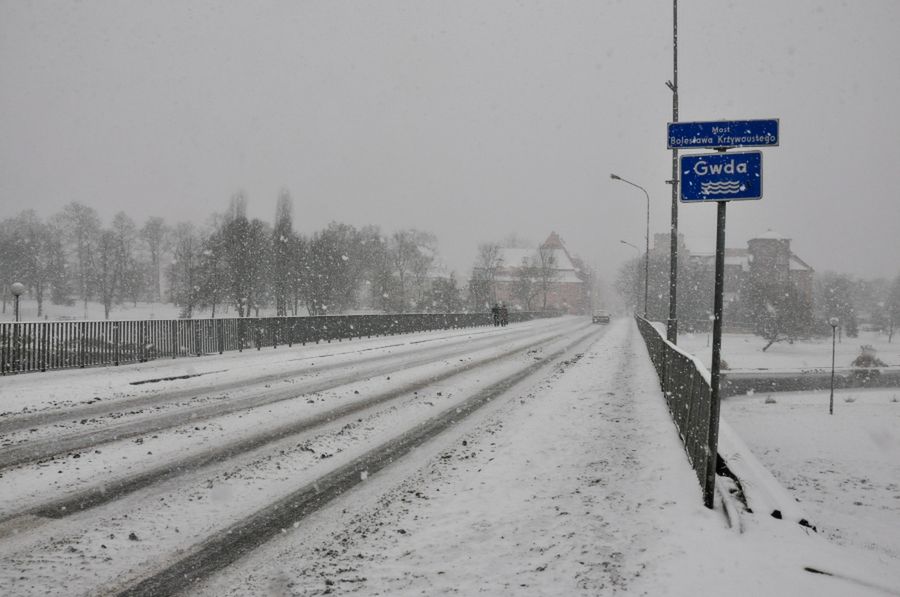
[1,317,898,596]
[0,317,597,595]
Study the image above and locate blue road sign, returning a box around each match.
[680,151,762,202]
[668,119,779,150]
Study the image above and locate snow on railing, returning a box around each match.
[635,315,716,506]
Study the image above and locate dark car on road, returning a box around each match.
[592,311,610,324]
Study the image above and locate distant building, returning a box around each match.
[680,230,814,329]
[474,232,589,315]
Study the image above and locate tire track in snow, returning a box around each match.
[0,321,583,470]
[109,326,604,597]
[0,322,546,435]
[8,328,577,522]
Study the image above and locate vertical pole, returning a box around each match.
[114,323,120,366]
[829,327,836,415]
[79,321,86,368]
[705,200,727,509]
[139,321,146,363]
[667,0,680,344]
[12,321,20,372]
[644,191,650,319]
[41,323,49,372]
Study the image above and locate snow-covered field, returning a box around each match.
[723,389,900,563]
[0,298,185,323]
[0,317,898,596]
[0,297,424,323]
[677,329,900,371]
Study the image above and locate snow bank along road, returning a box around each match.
[0,317,605,595]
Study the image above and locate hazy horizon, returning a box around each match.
[2,1,899,283]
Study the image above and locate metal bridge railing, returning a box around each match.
[635,314,717,506]
[0,311,559,376]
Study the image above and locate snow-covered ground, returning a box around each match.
[0,298,185,322]
[0,297,450,323]
[723,388,900,563]
[677,329,900,371]
[1,317,898,596]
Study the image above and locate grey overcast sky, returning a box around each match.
[1,0,899,283]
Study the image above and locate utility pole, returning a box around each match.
[666,0,680,344]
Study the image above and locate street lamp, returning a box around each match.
[10,282,25,323]
[611,174,650,318]
[829,317,839,415]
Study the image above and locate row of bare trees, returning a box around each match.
[0,205,170,319]
[1,193,459,320]
[468,241,561,311]
[615,252,900,344]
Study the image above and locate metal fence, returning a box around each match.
[635,315,716,505]
[1,311,556,375]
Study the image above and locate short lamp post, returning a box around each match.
[829,316,839,415]
[10,282,25,323]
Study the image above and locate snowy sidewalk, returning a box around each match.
[202,319,900,596]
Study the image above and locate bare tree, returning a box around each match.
[6,211,62,317]
[95,229,119,319]
[512,257,540,311]
[408,231,437,310]
[389,229,436,312]
[304,222,364,315]
[536,244,559,310]
[0,213,34,314]
[271,190,296,316]
[817,272,859,340]
[196,226,228,317]
[168,223,200,318]
[140,216,168,302]
[218,193,271,316]
[57,202,101,318]
[470,242,502,309]
[111,212,142,306]
[365,234,398,313]
[429,274,462,312]
[888,274,900,343]
[752,280,812,351]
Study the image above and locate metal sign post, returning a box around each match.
[674,118,778,508]
[705,199,727,508]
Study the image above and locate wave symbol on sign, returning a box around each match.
[700,181,746,195]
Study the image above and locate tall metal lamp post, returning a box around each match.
[829,317,839,415]
[10,282,25,322]
[611,174,650,318]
